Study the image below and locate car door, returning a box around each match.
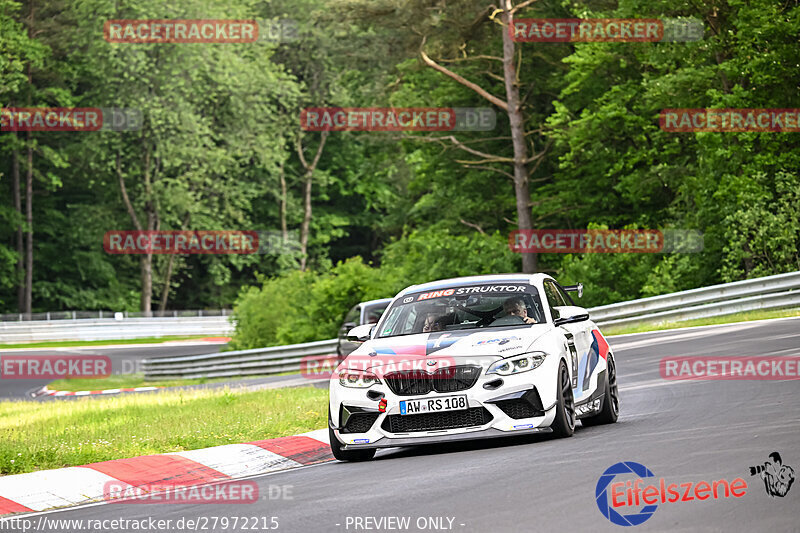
[543,280,593,398]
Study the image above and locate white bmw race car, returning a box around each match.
[328,273,619,461]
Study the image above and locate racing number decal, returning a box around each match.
[564,333,579,388]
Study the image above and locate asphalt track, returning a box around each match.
[4,317,800,532]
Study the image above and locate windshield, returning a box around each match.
[377,283,545,338]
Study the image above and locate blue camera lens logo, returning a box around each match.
[596,462,658,526]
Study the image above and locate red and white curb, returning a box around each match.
[36,386,160,398]
[0,429,332,516]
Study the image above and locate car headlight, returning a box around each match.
[487,352,547,376]
[338,371,381,388]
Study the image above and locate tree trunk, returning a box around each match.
[296,131,328,271]
[22,5,35,316]
[279,161,288,243]
[139,254,152,314]
[159,212,188,313]
[501,0,536,273]
[24,132,33,315]
[116,148,154,316]
[12,142,24,312]
[299,170,312,271]
[158,254,175,313]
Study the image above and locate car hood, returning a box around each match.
[344,325,551,374]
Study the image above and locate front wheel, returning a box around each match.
[328,413,376,462]
[550,361,575,438]
[581,353,619,426]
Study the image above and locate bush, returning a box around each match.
[230,229,519,349]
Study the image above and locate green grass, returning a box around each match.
[47,371,301,392]
[0,335,228,349]
[604,307,800,336]
[0,386,328,475]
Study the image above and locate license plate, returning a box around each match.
[399,395,468,415]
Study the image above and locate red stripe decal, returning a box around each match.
[0,496,33,515]
[83,454,229,488]
[593,329,609,360]
[249,436,333,465]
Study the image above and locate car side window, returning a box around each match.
[555,283,575,306]
[543,280,567,319]
[344,305,360,325]
[365,306,387,324]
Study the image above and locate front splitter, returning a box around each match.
[338,425,553,450]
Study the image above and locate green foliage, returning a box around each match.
[720,171,800,280]
[230,230,519,348]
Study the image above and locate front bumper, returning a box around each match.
[330,365,560,450]
[334,424,553,450]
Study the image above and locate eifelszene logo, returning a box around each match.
[596,461,747,526]
[749,452,795,498]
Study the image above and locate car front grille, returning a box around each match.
[384,365,481,396]
[341,412,381,434]
[494,399,544,419]
[381,407,492,433]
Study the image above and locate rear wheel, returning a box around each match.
[581,353,619,426]
[550,361,575,438]
[328,411,376,462]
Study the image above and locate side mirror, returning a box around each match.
[341,322,356,330]
[553,305,590,326]
[563,283,583,299]
[346,324,374,342]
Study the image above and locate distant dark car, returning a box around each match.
[336,298,392,360]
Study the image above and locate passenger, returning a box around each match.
[503,297,536,324]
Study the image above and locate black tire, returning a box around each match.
[550,361,575,438]
[328,413,376,462]
[581,353,619,426]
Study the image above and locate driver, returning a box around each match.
[422,313,444,333]
[503,297,536,324]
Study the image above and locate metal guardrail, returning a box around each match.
[142,339,338,380]
[589,270,800,327]
[0,316,234,343]
[141,271,800,381]
[0,309,231,322]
